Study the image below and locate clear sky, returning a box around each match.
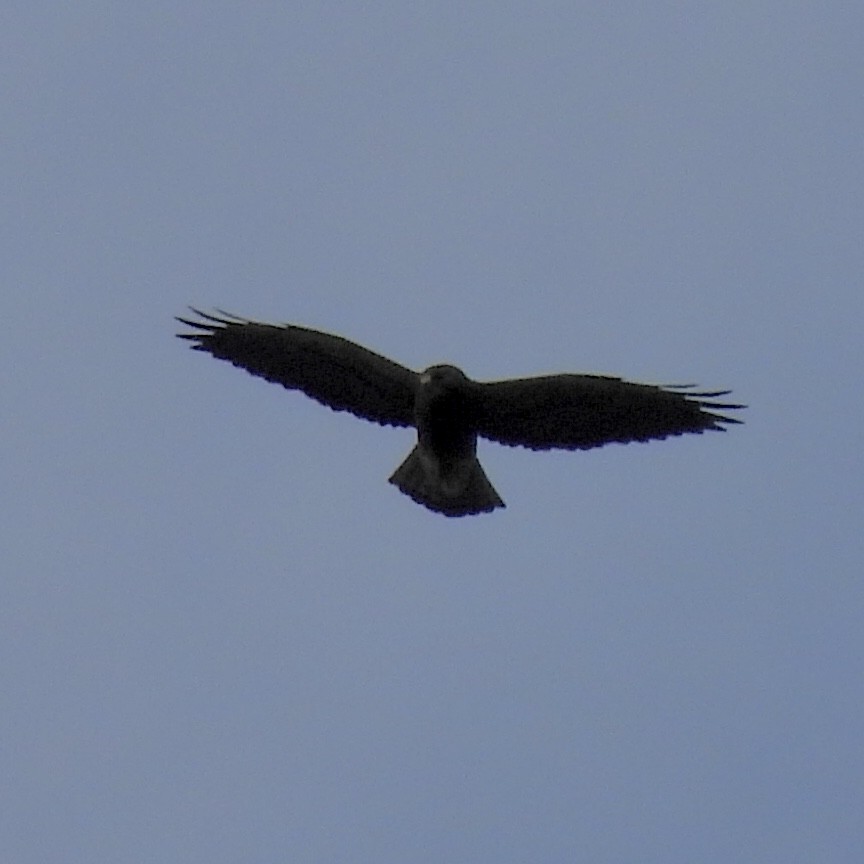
[4,3,863,862]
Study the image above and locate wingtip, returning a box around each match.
[189,308,232,324]
[175,308,249,340]
[680,386,746,431]
[668,382,746,426]
[211,308,248,323]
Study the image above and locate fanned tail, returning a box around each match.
[389,446,505,517]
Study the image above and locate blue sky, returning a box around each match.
[4,2,863,862]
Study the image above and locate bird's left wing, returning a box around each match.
[176,309,418,427]
[472,374,744,451]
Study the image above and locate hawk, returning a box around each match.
[176,309,744,516]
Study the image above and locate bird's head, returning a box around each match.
[419,364,467,387]
[415,364,475,432]
[417,364,470,406]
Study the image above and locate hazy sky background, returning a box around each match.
[4,2,863,862]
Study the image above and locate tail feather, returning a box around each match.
[389,446,505,517]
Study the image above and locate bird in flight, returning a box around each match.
[176,309,744,517]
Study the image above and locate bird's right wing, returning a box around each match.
[473,373,744,451]
[176,310,418,427]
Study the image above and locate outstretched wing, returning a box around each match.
[473,374,743,451]
[176,309,418,427]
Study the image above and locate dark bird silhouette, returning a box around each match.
[176,309,744,516]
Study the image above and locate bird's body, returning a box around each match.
[176,310,743,516]
[390,365,504,515]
